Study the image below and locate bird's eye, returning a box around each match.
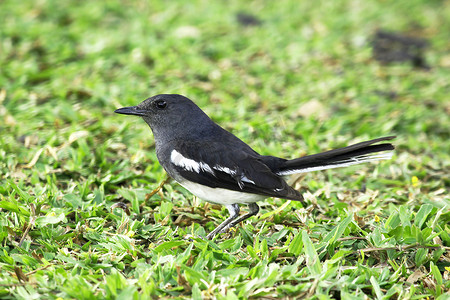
[154,100,167,109]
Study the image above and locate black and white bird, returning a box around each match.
[115,94,395,239]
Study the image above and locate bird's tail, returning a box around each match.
[276,136,395,176]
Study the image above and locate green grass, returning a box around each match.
[1,0,449,299]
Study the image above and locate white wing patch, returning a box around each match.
[213,165,255,188]
[170,150,214,174]
[241,175,255,185]
[276,152,394,176]
[213,165,236,176]
[170,150,257,189]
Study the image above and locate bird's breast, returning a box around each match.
[177,180,266,205]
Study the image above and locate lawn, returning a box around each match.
[0,0,449,299]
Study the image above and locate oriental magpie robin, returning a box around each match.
[115,94,395,239]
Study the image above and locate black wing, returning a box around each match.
[167,140,303,201]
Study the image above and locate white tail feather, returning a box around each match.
[276,151,394,176]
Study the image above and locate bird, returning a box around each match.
[115,94,395,239]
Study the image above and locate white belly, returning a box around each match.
[178,180,266,205]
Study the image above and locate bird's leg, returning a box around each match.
[220,202,259,234]
[206,204,240,240]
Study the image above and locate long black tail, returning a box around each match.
[276,136,395,176]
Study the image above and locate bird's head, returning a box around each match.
[115,94,214,142]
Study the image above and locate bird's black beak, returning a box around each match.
[114,106,146,116]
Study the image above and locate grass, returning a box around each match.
[0,0,449,298]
